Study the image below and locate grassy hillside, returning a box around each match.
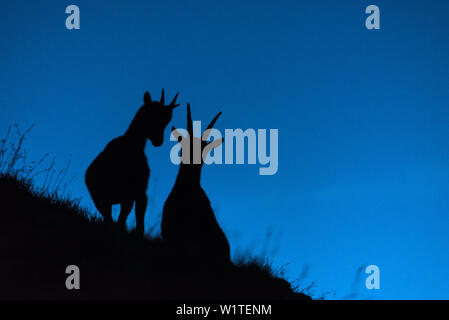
[0,173,311,300]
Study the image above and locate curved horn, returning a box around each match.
[160,88,165,105]
[204,137,224,155]
[187,103,193,136]
[203,112,222,140]
[206,112,221,131]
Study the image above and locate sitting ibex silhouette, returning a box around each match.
[162,103,230,263]
[85,89,179,235]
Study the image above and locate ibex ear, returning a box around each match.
[160,88,165,105]
[144,91,151,105]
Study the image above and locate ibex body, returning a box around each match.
[162,104,230,263]
[85,90,179,235]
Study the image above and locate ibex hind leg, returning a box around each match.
[117,200,134,231]
[92,198,113,225]
[135,194,147,237]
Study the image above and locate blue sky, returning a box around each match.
[1,0,448,299]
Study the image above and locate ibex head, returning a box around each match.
[171,103,223,166]
[140,89,179,147]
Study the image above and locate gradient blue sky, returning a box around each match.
[1,0,448,299]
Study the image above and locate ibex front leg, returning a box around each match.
[135,194,147,236]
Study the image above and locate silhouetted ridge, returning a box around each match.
[0,174,311,300]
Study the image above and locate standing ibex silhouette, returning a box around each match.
[85,89,179,236]
[162,103,230,263]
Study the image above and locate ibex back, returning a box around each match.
[85,90,179,235]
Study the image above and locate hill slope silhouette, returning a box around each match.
[0,173,311,300]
